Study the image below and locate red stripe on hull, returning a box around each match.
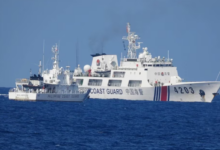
[161,86,167,101]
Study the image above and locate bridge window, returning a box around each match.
[17,85,22,91]
[127,59,137,62]
[88,79,102,86]
[76,79,83,86]
[128,80,142,87]
[108,80,122,87]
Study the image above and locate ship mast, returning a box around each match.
[122,23,142,59]
[38,61,42,75]
[51,44,59,70]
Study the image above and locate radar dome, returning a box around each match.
[84,65,91,72]
[139,53,144,59]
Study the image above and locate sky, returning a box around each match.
[0,0,220,87]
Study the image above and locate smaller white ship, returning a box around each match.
[9,44,90,101]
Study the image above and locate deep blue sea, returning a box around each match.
[1,87,220,150]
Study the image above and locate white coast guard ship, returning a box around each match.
[9,44,90,101]
[73,23,220,102]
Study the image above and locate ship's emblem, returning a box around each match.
[199,90,205,100]
[96,59,100,66]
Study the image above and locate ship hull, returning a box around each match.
[8,90,90,102]
[84,81,220,102]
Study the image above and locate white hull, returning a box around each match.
[8,91,90,102]
[84,81,220,102]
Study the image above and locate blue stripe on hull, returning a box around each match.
[153,87,156,101]
[156,87,159,101]
[168,86,170,101]
[158,87,161,101]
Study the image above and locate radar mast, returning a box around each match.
[122,23,142,59]
[51,44,59,70]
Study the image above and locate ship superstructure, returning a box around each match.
[72,23,220,102]
[9,44,90,101]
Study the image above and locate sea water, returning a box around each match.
[1,88,220,149]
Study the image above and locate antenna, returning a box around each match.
[58,40,60,63]
[76,40,78,68]
[100,40,103,54]
[38,61,42,75]
[168,50,169,61]
[43,40,45,72]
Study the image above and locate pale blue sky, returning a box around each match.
[0,0,220,87]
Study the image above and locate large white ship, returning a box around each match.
[9,44,90,101]
[72,23,220,102]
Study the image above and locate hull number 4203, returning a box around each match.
[174,87,194,94]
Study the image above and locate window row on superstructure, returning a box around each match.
[75,79,142,87]
[143,64,172,67]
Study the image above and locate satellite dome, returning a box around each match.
[84,65,91,72]
[139,53,144,59]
